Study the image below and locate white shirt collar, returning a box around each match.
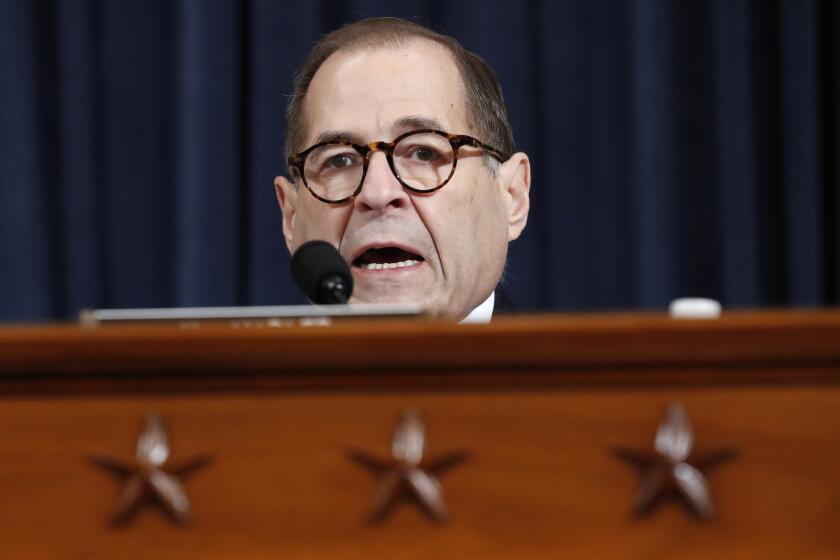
[460,292,495,324]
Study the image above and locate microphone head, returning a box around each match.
[290,240,353,304]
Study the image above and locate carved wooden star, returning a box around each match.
[90,414,212,525]
[612,402,737,520]
[348,408,468,522]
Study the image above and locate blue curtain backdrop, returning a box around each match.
[1,0,838,321]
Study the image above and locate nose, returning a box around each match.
[353,152,409,213]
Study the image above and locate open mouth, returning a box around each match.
[352,247,424,271]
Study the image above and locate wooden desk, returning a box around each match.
[1,311,839,558]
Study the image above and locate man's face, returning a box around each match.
[276,40,529,319]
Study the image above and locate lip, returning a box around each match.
[348,241,427,276]
[347,241,427,267]
[352,261,425,276]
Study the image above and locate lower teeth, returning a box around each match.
[362,259,419,270]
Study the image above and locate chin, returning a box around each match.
[350,290,451,316]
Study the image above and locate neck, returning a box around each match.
[460,292,495,324]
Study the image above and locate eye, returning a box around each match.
[405,144,444,162]
[324,154,355,170]
[309,147,362,176]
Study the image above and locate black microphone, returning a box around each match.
[290,240,354,304]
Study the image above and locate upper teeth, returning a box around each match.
[361,259,420,270]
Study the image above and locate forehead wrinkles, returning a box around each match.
[300,40,471,145]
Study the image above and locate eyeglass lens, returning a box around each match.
[303,132,456,202]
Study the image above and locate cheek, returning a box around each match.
[425,184,489,264]
[294,200,351,250]
[455,182,507,262]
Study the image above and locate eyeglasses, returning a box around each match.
[287,129,505,204]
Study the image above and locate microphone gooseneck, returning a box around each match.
[290,240,354,304]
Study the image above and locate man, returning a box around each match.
[275,17,530,321]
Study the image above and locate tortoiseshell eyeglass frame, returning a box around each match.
[287,128,506,204]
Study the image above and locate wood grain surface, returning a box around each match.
[0,311,838,558]
[2,310,840,391]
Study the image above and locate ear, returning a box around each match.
[497,152,531,241]
[274,175,298,253]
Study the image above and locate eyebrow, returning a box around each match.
[393,115,445,133]
[309,116,447,148]
[311,130,365,146]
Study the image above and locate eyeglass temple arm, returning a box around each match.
[451,136,506,161]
